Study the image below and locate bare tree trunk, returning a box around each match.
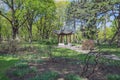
[73,13,76,42]
[27,19,33,47]
[0,20,2,43]
[43,14,47,39]
[103,14,107,43]
[118,29,120,47]
[28,25,32,45]
[12,26,19,40]
[117,16,120,47]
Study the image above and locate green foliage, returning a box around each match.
[38,38,57,45]
[29,71,59,80]
[98,27,114,41]
[65,74,82,80]
[55,1,70,24]
[0,17,11,40]
[75,31,82,43]
[106,74,120,80]
[0,0,120,45]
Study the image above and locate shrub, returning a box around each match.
[38,38,57,45]
[106,74,120,80]
[12,68,30,77]
[29,71,59,80]
[35,59,44,64]
[65,74,82,80]
[12,67,37,77]
[12,62,37,77]
[0,39,20,53]
[82,40,95,50]
[15,62,29,68]
[29,67,37,73]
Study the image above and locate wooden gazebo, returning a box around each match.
[54,29,74,46]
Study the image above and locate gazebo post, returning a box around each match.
[66,35,68,44]
[58,35,64,46]
[62,35,64,43]
[60,35,62,43]
[70,35,71,43]
[68,35,72,46]
[58,35,60,43]
[67,35,69,43]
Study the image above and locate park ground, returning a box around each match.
[0,42,120,80]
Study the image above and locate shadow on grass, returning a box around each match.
[0,56,18,80]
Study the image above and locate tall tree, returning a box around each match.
[36,0,56,40]
[0,0,27,40]
[109,2,120,46]
[55,1,69,28]
[67,0,120,46]
[24,0,42,44]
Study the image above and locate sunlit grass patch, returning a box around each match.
[98,44,120,57]
[0,56,19,80]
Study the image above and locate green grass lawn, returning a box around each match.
[99,44,120,57]
[0,56,18,80]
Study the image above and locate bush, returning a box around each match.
[12,68,30,77]
[82,40,95,50]
[11,62,37,77]
[0,39,20,53]
[106,74,120,80]
[15,62,29,68]
[29,71,59,80]
[65,74,82,80]
[38,38,57,45]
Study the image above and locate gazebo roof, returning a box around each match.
[54,22,76,35]
[54,29,74,35]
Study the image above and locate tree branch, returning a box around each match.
[0,12,11,23]
[19,17,28,28]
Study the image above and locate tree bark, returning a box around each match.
[117,15,120,47]
[0,25,2,43]
[28,25,32,45]
[12,26,19,40]
[118,29,120,47]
